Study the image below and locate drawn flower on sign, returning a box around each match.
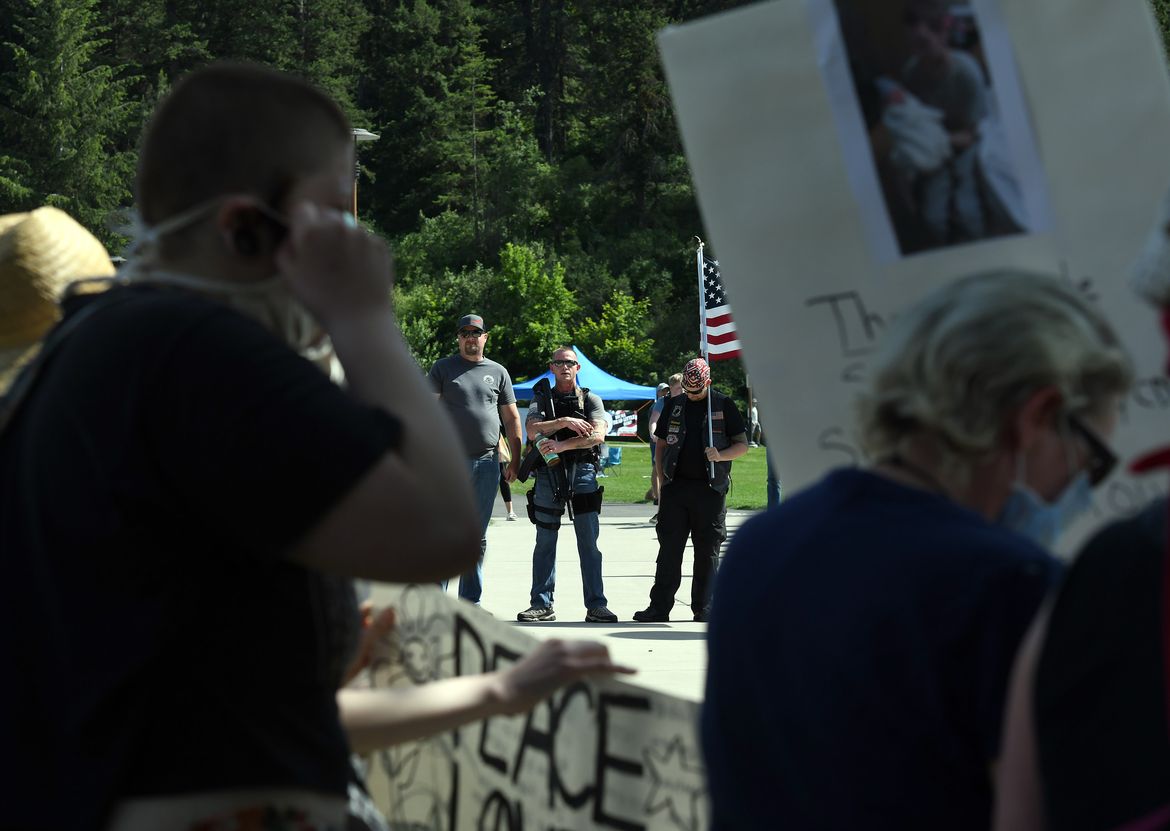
[368,584,452,687]
[643,735,706,831]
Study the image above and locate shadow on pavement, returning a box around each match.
[607,630,708,641]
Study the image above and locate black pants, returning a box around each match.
[649,478,727,615]
[498,463,511,502]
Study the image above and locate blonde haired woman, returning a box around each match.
[703,270,1131,831]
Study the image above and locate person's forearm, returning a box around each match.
[338,675,507,754]
[555,424,604,452]
[527,417,562,440]
[502,405,524,461]
[714,438,751,462]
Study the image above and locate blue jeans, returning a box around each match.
[766,443,782,510]
[442,454,498,603]
[529,461,607,609]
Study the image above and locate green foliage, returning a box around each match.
[574,291,655,381]
[0,0,136,244]
[393,209,481,286]
[1153,0,1170,46]
[484,241,579,375]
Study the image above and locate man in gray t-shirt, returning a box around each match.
[428,313,523,603]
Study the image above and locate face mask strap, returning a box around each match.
[123,197,227,262]
[124,195,295,263]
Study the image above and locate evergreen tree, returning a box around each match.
[290,0,371,121]
[358,0,485,234]
[94,0,208,109]
[0,0,135,244]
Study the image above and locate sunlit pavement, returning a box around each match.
[370,502,757,702]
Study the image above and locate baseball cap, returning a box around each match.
[656,383,670,394]
[682,358,710,391]
[457,313,485,331]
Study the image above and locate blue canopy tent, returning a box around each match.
[512,346,656,401]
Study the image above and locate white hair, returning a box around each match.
[858,270,1132,465]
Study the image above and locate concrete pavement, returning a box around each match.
[369,500,757,703]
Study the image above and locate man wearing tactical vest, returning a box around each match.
[634,358,749,622]
[516,347,618,623]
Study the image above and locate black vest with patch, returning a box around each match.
[659,390,733,494]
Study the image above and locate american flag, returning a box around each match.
[702,255,741,360]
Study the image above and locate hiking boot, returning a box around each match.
[632,607,669,623]
[585,606,618,623]
[516,605,556,622]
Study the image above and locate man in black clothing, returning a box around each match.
[634,358,749,622]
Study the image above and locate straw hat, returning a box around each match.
[0,207,115,383]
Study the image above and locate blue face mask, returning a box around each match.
[997,470,1093,549]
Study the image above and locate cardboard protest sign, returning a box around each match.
[659,0,1170,552]
[363,585,707,830]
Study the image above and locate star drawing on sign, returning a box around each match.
[642,735,706,831]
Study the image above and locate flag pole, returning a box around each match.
[695,238,716,479]
[695,237,707,357]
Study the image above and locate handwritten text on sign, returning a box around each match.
[364,585,707,831]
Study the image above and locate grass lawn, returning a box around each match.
[508,442,770,510]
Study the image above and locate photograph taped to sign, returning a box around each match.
[807,0,1053,262]
[361,584,708,830]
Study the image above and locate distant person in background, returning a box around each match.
[765,439,781,510]
[703,271,1131,831]
[646,384,669,499]
[634,359,748,623]
[748,398,760,446]
[497,432,518,520]
[647,377,679,522]
[516,347,617,624]
[429,313,525,603]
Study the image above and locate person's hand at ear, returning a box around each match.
[275,200,394,331]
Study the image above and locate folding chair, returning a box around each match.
[603,444,622,475]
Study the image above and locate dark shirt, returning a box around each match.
[655,393,745,481]
[703,468,1060,830]
[0,286,401,829]
[1036,499,1170,830]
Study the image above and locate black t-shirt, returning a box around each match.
[0,286,402,829]
[1036,499,1170,830]
[655,392,746,481]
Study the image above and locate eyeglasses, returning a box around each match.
[457,329,485,338]
[551,359,578,367]
[1068,414,1117,487]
